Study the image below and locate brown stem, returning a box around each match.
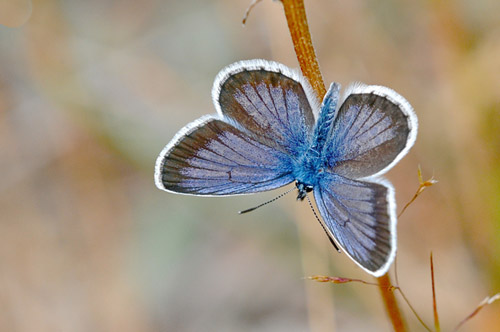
[280,0,326,99]
[378,274,408,332]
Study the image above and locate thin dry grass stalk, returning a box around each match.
[307,275,380,287]
[242,0,263,25]
[430,253,441,332]
[453,293,500,332]
[398,166,438,218]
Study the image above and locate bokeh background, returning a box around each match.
[1,0,499,331]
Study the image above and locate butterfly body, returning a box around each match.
[291,147,322,191]
[291,82,344,199]
[155,59,417,276]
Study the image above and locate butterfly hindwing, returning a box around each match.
[313,173,396,276]
[323,84,417,179]
[155,116,294,196]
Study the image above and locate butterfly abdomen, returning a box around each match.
[311,83,340,151]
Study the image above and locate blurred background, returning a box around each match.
[0,0,499,331]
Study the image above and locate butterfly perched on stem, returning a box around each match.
[155,60,417,276]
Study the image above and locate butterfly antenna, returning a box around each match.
[305,194,341,253]
[238,187,295,214]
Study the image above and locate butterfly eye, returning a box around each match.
[295,181,312,200]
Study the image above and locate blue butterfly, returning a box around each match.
[155,59,418,276]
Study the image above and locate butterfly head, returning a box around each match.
[296,181,313,201]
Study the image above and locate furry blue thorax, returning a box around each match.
[293,83,340,199]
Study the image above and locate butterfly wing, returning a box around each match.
[324,83,417,179]
[155,116,295,195]
[213,60,318,155]
[156,60,319,196]
[314,173,396,276]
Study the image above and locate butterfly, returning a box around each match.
[155,59,417,276]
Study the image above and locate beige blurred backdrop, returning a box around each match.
[0,0,499,331]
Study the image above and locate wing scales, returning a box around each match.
[325,86,417,179]
[314,173,396,276]
[215,64,316,155]
[156,117,294,196]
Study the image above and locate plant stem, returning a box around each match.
[279,1,407,331]
[280,0,326,99]
[431,253,441,332]
[378,273,408,332]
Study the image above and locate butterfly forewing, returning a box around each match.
[314,173,395,276]
[214,61,316,155]
[324,85,417,179]
[156,117,294,195]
